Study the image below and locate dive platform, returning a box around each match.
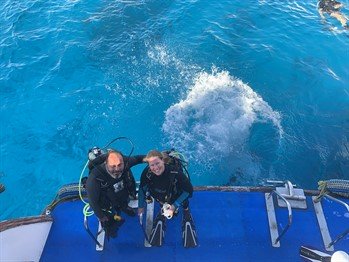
[1,184,348,261]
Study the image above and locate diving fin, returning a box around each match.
[299,246,331,262]
[149,213,166,247]
[182,209,198,248]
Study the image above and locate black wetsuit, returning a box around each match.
[138,164,193,209]
[86,154,144,219]
[319,0,341,13]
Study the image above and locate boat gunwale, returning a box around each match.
[0,215,52,232]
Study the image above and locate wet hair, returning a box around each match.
[143,150,163,162]
[143,149,172,164]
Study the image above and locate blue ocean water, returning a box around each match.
[0,0,348,220]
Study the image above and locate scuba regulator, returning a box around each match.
[161,203,174,219]
[88,146,105,161]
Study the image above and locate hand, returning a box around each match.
[138,207,144,216]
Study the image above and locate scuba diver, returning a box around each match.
[318,0,348,29]
[86,148,145,238]
[137,149,198,248]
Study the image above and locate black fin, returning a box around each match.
[149,213,166,247]
[182,209,198,248]
[299,246,331,262]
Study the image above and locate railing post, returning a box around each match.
[323,194,349,248]
[270,191,293,244]
[266,190,293,247]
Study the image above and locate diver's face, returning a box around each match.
[106,153,124,176]
[148,156,165,176]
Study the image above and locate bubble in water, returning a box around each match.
[162,68,283,165]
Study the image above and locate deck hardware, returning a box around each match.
[265,190,292,247]
[313,193,349,250]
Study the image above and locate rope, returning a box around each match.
[325,179,349,193]
[45,183,86,214]
[318,179,349,198]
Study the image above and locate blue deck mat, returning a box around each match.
[41,191,349,261]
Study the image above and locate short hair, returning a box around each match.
[106,149,123,163]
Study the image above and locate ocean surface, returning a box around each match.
[0,0,348,220]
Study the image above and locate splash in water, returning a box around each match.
[163,68,283,166]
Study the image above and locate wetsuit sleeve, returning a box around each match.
[123,155,145,198]
[137,167,150,209]
[126,155,146,168]
[172,170,193,209]
[86,171,105,219]
[125,170,137,199]
[173,192,190,209]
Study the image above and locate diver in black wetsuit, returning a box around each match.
[137,150,193,216]
[318,0,348,29]
[137,150,197,247]
[86,150,145,225]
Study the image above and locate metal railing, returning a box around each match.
[267,190,293,244]
[322,194,349,248]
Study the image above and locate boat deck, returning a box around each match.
[40,190,349,261]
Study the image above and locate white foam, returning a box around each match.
[147,45,172,66]
[162,68,283,163]
[146,44,200,90]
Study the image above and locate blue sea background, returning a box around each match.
[0,0,348,220]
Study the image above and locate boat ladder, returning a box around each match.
[313,179,349,251]
[265,180,307,247]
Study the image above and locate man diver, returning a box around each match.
[318,0,348,29]
[137,150,198,248]
[86,149,145,238]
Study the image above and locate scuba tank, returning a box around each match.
[88,147,105,161]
